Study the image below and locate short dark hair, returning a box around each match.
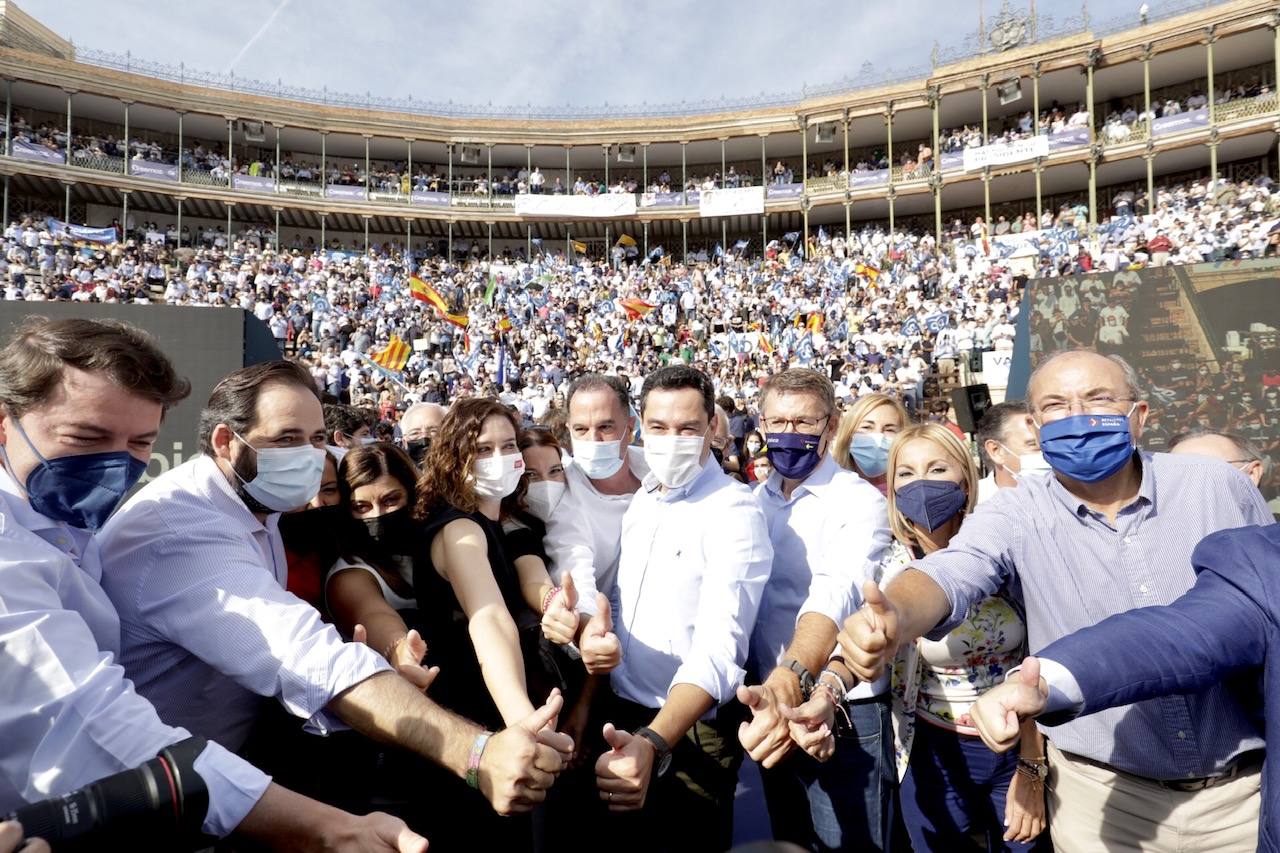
[0,316,190,418]
[975,400,1031,466]
[640,365,715,424]
[199,360,320,455]
[566,373,631,418]
[325,403,374,443]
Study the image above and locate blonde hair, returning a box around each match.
[885,423,979,551]
[833,393,910,473]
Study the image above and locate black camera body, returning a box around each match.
[4,737,211,851]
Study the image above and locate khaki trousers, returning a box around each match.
[1045,741,1260,853]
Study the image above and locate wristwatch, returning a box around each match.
[634,726,673,778]
[1017,757,1049,782]
[780,658,816,700]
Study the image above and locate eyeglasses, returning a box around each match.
[760,414,831,433]
[1035,394,1134,419]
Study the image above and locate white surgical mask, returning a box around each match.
[524,480,566,522]
[1014,451,1053,478]
[643,432,707,489]
[472,452,524,499]
[746,440,762,454]
[572,437,625,480]
[233,433,327,512]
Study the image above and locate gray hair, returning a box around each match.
[1028,349,1144,404]
[1168,429,1264,463]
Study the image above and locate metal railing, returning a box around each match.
[804,174,847,194]
[66,0,1229,121]
[1214,92,1280,123]
[70,152,123,173]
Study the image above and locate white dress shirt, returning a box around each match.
[753,454,893,698]
[543,446,649,617]
[611,459,773,711]
[98,456,390,752]
[0,467,268,837]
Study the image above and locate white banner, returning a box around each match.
[514,193,637,218]
[982,349,1012,390]
[962,134,1049,172]
[699,186,765,218]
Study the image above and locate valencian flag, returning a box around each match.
[758,331,774,355]
[370,335,412,372]
[620,298,656,321]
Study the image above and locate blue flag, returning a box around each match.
[901,315,922,337]
[733,239,749,251]
[924,312,949,333]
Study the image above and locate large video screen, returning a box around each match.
[1017,259,1280,513]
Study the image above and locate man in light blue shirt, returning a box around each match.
[0,317,425,850]
[838,349,1271,852]
[99,359,572,818]
[741,368,894,851]
[595,365,773,852]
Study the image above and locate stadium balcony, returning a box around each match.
[0,0,1278,258]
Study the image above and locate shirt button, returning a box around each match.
[1177,730,1187,740]
[1123,536,1134,545]
[1139,583,1149,594]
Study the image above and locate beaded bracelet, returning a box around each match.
[541,585,562,614]
[466,731,493,790]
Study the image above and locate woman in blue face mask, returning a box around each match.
[885,424,1049,852]
[833,392,908,496]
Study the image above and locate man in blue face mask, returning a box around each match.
[836,349,1273,853]
[738,368,895,852]
[98,360,571,822]
[0,317,432,851]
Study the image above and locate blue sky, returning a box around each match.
[28,0,1176,112]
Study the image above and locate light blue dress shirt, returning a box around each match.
[611,459,773,711]
[0,467,268,837]
[752,454,893,698]
[97,456,391,752]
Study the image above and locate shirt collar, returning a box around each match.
[0,463,58,534]
[762,452,840,503]
[641,452,723,501]
[1048,449,1154,517]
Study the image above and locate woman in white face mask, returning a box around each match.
[411,399,568,849]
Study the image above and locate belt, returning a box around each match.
[1059,748,1264,793]
[844,691,891,707]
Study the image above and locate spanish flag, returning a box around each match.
[441,310,469,329]
[758,332,774,355]
[370,335,411,372]
[409,276,449,312]
[571,240,588,254]
[620,298,656,321]
[853,262,881,283]
[806,313,823,334]
[497,316,513,333]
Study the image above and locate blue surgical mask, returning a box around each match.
[766,431,824,481]
[895,479,968,532]
[850,432,892,477]
[2,414,146,530]
[1036,407,1136,483]
[232,432,327,512]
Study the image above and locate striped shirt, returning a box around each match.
[98,456,390,752]
[915,451,1270,780]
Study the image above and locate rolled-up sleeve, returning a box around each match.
[671,495,774,703]
[141,527,391,732]
[913,494,1019,640]
[799,493,891,627]
[0,546,268,837]
[543,487,604,617]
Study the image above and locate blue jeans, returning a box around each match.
[761,696,897,852]
[899,720,1051,853]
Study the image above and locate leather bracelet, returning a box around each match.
[541,585,562,614]
[466,731,493,789]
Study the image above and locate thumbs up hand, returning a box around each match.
[836,580,901,682]
[541,571,581,646]
[594,722,655,812]
[580,593,621,675]
[971,656,1050,753]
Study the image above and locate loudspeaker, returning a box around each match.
[815,122,837,144]
[950,383,992,434]
[617,144,636,163]
[240,120,266,143]
[996,77,1023,105]
[460,145,482,164]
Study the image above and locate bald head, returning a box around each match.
[1170,431,1264,488]
[401,402,446,441]
[1028,349,1145,431]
